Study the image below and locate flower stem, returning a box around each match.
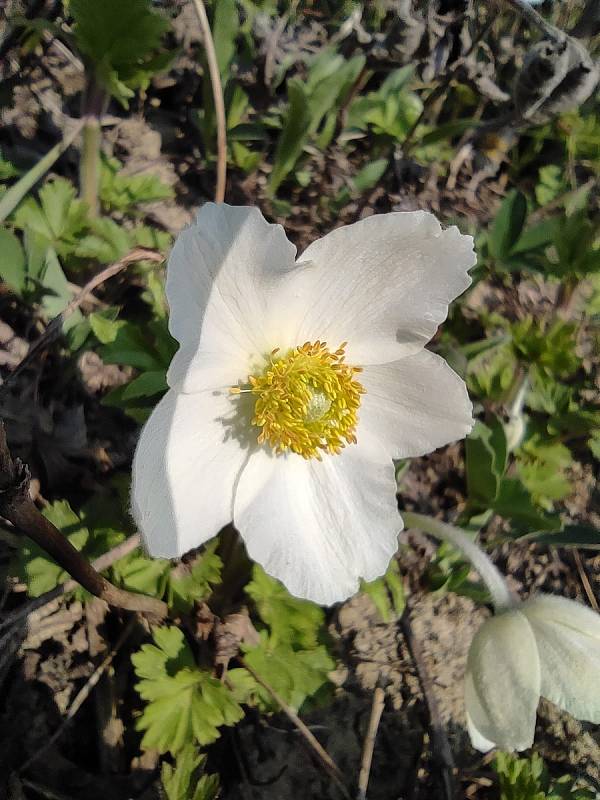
[80,120,101,216]
[79,76,108,217]
[401,511,515,611]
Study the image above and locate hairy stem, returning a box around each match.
[402,511,514,611]
[79,76,108,217]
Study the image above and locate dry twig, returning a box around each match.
[191,0,227,202]
[0,534,142,632]
[357,685,385,800]
[0,424,167,619]
[239,657,352,800]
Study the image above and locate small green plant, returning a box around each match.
[494,752,595,800]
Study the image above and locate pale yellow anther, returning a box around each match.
[241,341,365,459]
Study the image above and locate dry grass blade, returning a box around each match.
[191,0,227,202]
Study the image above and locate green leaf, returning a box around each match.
[100,321,164,370]
[212,0,239,76]
[99,157,173,213]
[489,190,527,262]
[132,626,243,755]
[361,559,405,622]
[13,178,89,257]
[519,525,600,549]
[492,478,559,532]
[120,370,168,401]
[465,418,507,506]
[268,79,311,196]
[0,226,26,293]
[75,217,131,263]
[167,541,223,613]
[161,745,219,800]
[89,308,122,344]
[71,0,170,105]
[246,565,325,649]
[16,500,124,599]
[229,634,334,713]
[39,248,83,332]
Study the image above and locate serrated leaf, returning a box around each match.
[75,217,131,263]
[246,565,324,649]
[167,541,223,613]
[229,633,334,713]
[100,157,173,213]
[161,745,220,800]
[133,626,243,755]
[13,178,88,256]
[16,500,124,599]
[71,0,170,105]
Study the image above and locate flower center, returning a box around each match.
[237,341,364,459]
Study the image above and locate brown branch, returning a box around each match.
[0,424,167,619]
[240,657,352,800]
[191,0,227,202]
[3,247,164,391]
[0,533,142,632]
[357,685,385,800]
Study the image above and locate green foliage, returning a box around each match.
[91,315,176,421]
[346,65,422,141]
[246,565,325,648]
[13,178,88,258]
[488,190,527,264]
[167,543,223,613]
[229,633,334,713]
[360,559,405,622]
[268,49,365,195]
[161,746,219,800]
[70,0,171,107]
[494,752,595,800]
[16,500,120,598]
[100,157,173,213]
[133,626,244,755]
[0,226,26,293]
[465,417,507,507]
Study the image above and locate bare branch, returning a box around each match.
[0,424,167,620]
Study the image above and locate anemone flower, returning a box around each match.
[466,593,600,752]
[131,203,475,604]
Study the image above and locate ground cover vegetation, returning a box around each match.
[0,0,599,798]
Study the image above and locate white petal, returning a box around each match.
[131,389,247,558]
[465,611,540,752]
[233,444,401,605]
[166,203,297,392]
[522,594,600,723]
[359,350,473,459]
[282,211,475,365]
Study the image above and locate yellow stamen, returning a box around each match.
[241,341,365,459]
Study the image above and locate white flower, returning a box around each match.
[131,203,475,604]
[466,593,600,752]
